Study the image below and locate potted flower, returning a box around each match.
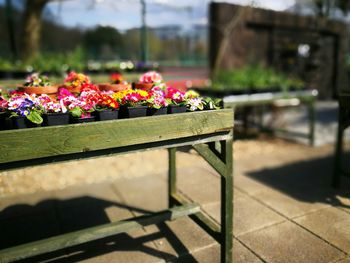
[119,89,150,118]
[146,86,168,116]
[0,92,8,130]
[7,94,43,129]
[98,72,131,92]
[134,71,163,91]
[19,73,58,98]
[67,99,95,123]
[59,87,95,123]
[184,91,204,112]
[38,94,69,126]
[202,97,222,110]
[165,87,187,114]
[63,71,90,94]
[93,94,120,121]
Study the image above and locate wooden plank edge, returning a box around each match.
[0,132,232,171]
[0,203,200,263]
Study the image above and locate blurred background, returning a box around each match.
[0,0,349,97]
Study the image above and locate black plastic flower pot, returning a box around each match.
[93,109,119,121]
[0,112,6,130]
[43,113,70,126]
[120,106,147,118]
[167,105,187,114]
[147,107,167,116]
[11,116,41,129]
[70,116,96,124]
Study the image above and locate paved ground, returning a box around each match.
[0,137,350,263]
[260,101,350,146]
[1,100,350,262]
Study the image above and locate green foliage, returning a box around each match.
[0,47,86,74]
[212,65,305,92]
[70,107,83,118]
[0,58,13,71]
[27,111,43,124]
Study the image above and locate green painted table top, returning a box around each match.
[0,109,234,165]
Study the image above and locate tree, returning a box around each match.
[83,26,124,60]
[294,0,350,18]
[20,0,50,62]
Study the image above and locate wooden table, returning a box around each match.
[0,109,234,263]
[333,94,350,188]
[223,90,318,146]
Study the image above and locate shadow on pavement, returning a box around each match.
[246,150,350,208]
[0,196,198,262]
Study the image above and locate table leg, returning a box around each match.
[220,138,233,263]
[168,147,177,208]
[308,99,316,146]
[333,107,344,188]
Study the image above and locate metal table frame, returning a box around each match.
[223,90,318,146]
[0,109,234,263]
[333,94,350,188]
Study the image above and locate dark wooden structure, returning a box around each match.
[209,3,349,99]
[333,94,350,188]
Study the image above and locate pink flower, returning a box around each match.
[0,96,8,110]
[166,87,185,103]
[57,87,74,100]
[139,71,163,84]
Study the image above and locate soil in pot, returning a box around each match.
[43,113,70,126]
[147,107,167,116]
[70,116,96,124]
[94,109,119,121]
[168,105,187,114]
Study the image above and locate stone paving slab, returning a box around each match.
[112,173,168,215]
[295,206,350,254]
[339,257,350,263]
[203,191,286,237]
[0,208,60,250]
[1,138,350,262]
[239,220,345,263]
[166,239,263,263]
[248,188,331,219]
[142,217,217,262]
[177,166,221,204]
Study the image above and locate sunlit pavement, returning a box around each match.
[1,133,350,262]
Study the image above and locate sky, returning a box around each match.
[0,0,296,30]
[45,0,296,31]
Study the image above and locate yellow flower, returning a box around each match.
[112,88,133,101]
[73,80,79,87]
[136,89,149,97]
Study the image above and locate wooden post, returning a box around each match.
[168,147,177,208]
[220,134,233,263]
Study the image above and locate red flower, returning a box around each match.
[110,73,123,84]
[9,90,25,97]
[99,94,119,109]
[80,83,100,93]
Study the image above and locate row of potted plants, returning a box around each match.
[0,71,220,130]
[210,65,305,95]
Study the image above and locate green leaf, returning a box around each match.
[26,111,43,124]
[70,107,83,118]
